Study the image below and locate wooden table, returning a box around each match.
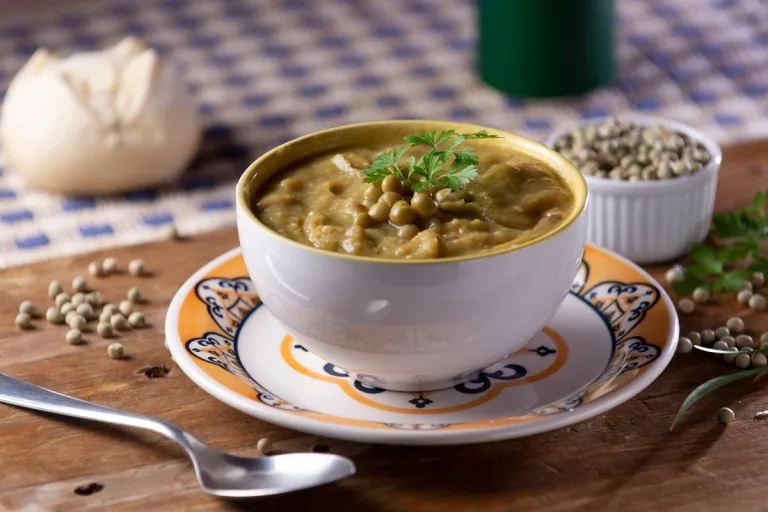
[2,139,768,511]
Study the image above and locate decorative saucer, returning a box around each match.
[165,245,678,445]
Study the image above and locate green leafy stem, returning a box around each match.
[673,191,768,295]
[361,129,500,192]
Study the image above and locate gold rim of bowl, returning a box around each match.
[236,120,588,265]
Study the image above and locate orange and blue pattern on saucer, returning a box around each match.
[176,246,673,431]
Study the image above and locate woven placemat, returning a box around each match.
[0,0,766,267]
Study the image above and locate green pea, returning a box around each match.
[368,203,390,222]
[389,200,415,226]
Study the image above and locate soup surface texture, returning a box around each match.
[253,146,573,259]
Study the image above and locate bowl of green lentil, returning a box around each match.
[545,115,721,264]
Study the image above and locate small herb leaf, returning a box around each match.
[462,130,498,140]
[440,165,478,191]
[671,277,707,296]
[690,245,724,274]
[720,268,752,291]
[690,244,714,262]
[684,264,716,278]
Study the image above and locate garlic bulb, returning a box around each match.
[0,37,201,195]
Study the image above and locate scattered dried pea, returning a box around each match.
[687,331,702,346]
[71,293,86,306]
[718,407,735,424]
[128,259,146,276]
[753,352,768,367]
[720,336,736,348]
[726,316,745,334]
[257,437,272,455]
[692,287,709,303]
[46,307,64,324]
[677,298,695,315]
[102,304,118,317]
[715,326,730,340]
[99,310,112,323]
[119,300,133,317]
[66,329,83,345]
[127,287,142,303]
[665,266,685,284]
[72,276,88,292]
[753,272,765,288]
[723,347,739,364]
[128,312,145,328]
[735,353,752,369]
[737,289,753,305]
[676,337,693,354]
[48,280,63,299]
[761,331,768,345]
[749,294,766,310]
[60,303,75,316]
[110,314,127,331]
[68,314,86,330]
[88,261,104,277]
[107,343,125,359]
[55,292,71,308]
[743,281,754,292]
[735,334,753,349]
[97,322,114,338]
[712,340,729,351]
[19,300,35,316]
[165,224,181,240]
[15,313,32,330]
[76,303,94,319]
[103,257,119,274]
[86,291,102,307]
[701,329,716,345]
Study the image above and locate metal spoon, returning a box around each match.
[0,372,355,498]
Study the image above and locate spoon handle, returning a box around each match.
[0,372,184,441]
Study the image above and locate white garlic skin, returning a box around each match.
[0,37,201,195]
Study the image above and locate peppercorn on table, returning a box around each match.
[1,139,768,511]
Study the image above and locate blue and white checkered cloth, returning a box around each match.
[0,0,766,267]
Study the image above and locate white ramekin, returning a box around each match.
[237,120,588,392]
[545,115,721,265]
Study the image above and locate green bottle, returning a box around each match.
[478,0,615,98]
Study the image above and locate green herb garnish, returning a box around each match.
[670,366,768,431]
[673,191,768,295]
[362,129,500,192]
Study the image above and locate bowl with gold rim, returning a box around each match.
[235,120,588,392]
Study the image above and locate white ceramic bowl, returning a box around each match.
[545,115,721,265]
[236,121,588,392]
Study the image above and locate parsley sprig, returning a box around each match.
[672,192,768,295]
[362,129,500,192]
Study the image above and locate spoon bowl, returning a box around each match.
[186,439,356,498]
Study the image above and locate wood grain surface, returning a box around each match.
[2,139,768,512]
